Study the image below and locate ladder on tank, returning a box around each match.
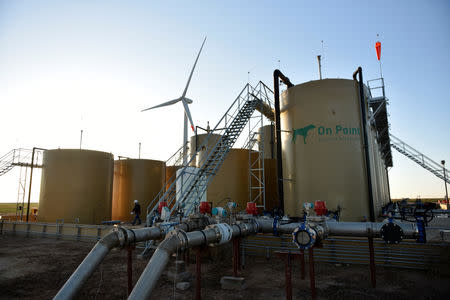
[146,82,273,220]
[390,133,449,183]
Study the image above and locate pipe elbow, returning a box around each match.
[158,230,185,253]
[273,69,282,78]
[353,67,362,80]
[99,230,121,249]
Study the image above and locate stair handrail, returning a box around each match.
[390,134,448,173]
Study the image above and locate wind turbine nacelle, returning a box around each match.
[184,97,194,104]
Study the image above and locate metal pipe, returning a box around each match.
[255,218,417,238]
[309,248,316,300]
[300,250,305,280]
[196,247,202,300]
[127,218,418,299]
[273,69,294,213]
[26,148,36,222]
[353,67,376,222]
[326,221,417,237]
[386,166,392,204]
[54,232,121,300]
[129,223,258,299]
[127,246,134,295]
[129,228,219,300]
[368,236,376,288]
[54,226,164,300]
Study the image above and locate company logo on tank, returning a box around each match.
[292,124,360,144]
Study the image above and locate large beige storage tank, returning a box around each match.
[112,159,165,221]
[264,158,279,211]
[38,149,114,224]
[201,148,252,210]
[280,79,389,221]
[189,133,222,167]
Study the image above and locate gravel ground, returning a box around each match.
[0,235,449,300]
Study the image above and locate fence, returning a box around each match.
[241,234,448,270]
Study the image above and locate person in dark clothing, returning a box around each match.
[131,199,142,225]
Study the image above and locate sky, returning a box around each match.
[0,0,449,203]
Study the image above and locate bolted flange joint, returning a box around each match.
[292,223,317,250]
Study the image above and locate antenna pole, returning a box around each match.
[80,130,83,149]
[379,59,383,78]
[317,55,322,80]
[139,142,141,159]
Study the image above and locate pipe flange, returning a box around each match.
[126,229,137,246]
[211,223,233,245]
[166,228,189,251]
[380,222,404,244]
[292,223,316,250]
[273,217,279,236]
[113,226,128,248]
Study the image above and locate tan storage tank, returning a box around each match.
[189,133,222,167]
[280,79,389,221]
[112,159,165,221]
[258,124,276,159]
[264,158,279,211]
[38,149,114,224]
[203,148,252,210]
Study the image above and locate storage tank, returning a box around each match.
[189,133,222,167]
[112,159,165,221]
[202,148,253,210]
[264,158,279,211]
[166,165,180,189]
[280,79,388,221]
[38,149,114,224]
[258,124,276,159]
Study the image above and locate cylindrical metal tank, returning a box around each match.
[165,165,180,189]
[280,79,388,221]
[112,159,165,221]
[38,149,114,224]
[264,158,279,211]
[205,148,251,210]
[189,133,222,167]
[258,124,276,159]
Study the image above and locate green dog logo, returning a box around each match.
[292,124,316,144]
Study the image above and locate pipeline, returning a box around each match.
[128,222,258,299]
[128,217,418,299]
[54,217,208,300]
[353,67,376,222]
[273,69,294,213]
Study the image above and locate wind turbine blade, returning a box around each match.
[181,36,207,98]
[141,98,180,112]
[181,98,195,131]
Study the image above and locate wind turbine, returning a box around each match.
[142,36,207,164]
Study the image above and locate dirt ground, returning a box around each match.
[0,235,449,300]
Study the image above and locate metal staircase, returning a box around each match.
[146,82,273,220]
[0,149,35,176]
[390,134,449,183]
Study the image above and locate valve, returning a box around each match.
[199,201,211,214]
[246,202,258,216]
[158,201,168,214]
[292,223,317,250]
[314,200,327,216]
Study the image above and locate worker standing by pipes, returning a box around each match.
[131,200,142,225]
